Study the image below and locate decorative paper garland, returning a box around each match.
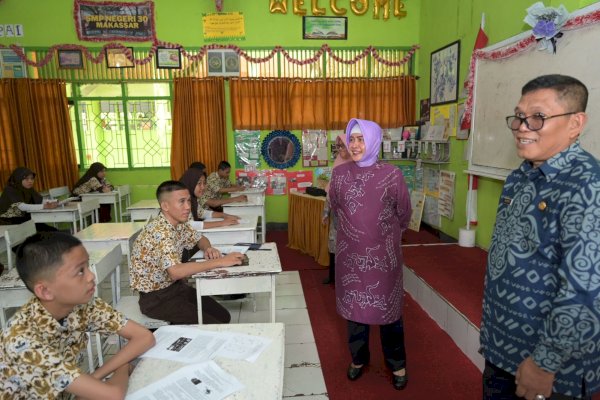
[462,8,600,129]
[261,130,301,169]
[0,42,419,69]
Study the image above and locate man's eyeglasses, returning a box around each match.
[505,112,577,132]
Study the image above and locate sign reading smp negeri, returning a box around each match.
[74,0,155,42]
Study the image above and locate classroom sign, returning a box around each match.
[74,0,156,42]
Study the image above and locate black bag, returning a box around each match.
[306,186,327,197]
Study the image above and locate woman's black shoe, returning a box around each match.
[322,277,332,284]
[346,364,364,381]
[392,372,408,390]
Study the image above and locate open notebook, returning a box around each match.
[190,245,250,264]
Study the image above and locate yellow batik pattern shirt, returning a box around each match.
[200,172,232,204]
[0,297,126,400]
[129,212,202,293]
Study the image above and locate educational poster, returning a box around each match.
[438,170,456,219]
[422,195,441,228]
[302,130,328,167]
[314,167,332,189]
[397,164,415,192]
[423,167,440,197]
[287,170,313,193]
[266,170,287,195]
[329,130,344,159]
[414,161,424,193]
[431,103,457,139]
[382,127,403,160]
[0,48,27,78]
[235,169,267,189]
[408,191,426,232]
[234,130,261,168]
[202,12,246,41]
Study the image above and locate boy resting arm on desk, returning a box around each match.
[0,232,155,400]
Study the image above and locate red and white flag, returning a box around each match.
[467,175,478,227]
[460,15,489,130]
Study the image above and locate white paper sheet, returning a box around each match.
[191,245,250,260]
[214,332,272,363]
[126,361,243,400]
[141,326,228,363]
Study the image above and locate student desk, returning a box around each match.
[80,185,130,222]
[193,242,281,324]
[287,192,330,266]
[127,199,160,222]
[28,203,80,232]
[223,195,266,243]
[0,224,17,263]
[127,322,285,399]
[232,188,265,204]
[0,243,122,329]
[74,222,145,301]
[199,215,258,245]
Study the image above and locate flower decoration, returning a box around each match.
[524,2,569,53]
[215,0,223,12]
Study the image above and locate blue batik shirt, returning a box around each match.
[480,141,600,397]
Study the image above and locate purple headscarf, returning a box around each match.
[345,118,382,167]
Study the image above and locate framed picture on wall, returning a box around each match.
[156,47,181,69]
[430,40,460,106]
[207,49,240,76]
[106,47,134,68]
[303,16,347,40]
[57,49,84,69]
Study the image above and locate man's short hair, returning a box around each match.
[189,162,206,171]
[522,74,588,112]
[217,161,231,171]
[17,232,83,293]
[156,180,188,202]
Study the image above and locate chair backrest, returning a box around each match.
[77,198,100,231]
[49,186,70,199]
[4,220,36,269]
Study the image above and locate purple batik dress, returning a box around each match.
[329,161,411,325]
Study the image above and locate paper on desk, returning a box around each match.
[126,361,243,400]
[191,245,250,260]
[141,326,228,363]
[214,332,272,363]
[59,197,79,205]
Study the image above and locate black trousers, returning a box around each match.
[483,361,590,400]
[327,252,335,282]
[139,280,230,325]
[347,318,407,372]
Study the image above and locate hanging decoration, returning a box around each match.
[524,2,569,53]
[330,0,347,16]
[215,0,223,12]
[312,0,326,16]
[462,6,600,134]
[261,130,301,170]
[269,0,287,14]
[73,0,156,42]
[0,42,419,69]
[350,0,368,16]
[293,0,307,16]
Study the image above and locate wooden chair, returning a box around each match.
[77,198,100,231]
[48,186,70,200]
[4,220,36,270]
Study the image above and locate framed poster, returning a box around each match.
[106,47,134,68]
[0,48,27,78]
[430,40,460,106]
[303,16,347,40]
[57,49,84,69]
[207,49,240,76]
[156,47,181,69]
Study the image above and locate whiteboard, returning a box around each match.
[468,3,600,180]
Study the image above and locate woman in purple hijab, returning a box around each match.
[329,118,412,390]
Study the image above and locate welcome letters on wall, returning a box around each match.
[74,0,156,42]
[269,0,407,20]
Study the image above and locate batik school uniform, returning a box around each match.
[0,297,126,400]
[72,177,113,222]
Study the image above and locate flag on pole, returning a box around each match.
[460,14,489,130]
[467,175,478,226]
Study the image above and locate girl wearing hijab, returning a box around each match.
[72,162,114,222]
[329,118,412,390]
[322,134,353,284]
[0,167,58,231]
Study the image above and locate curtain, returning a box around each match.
[230,76,416,131]
[170,77,227,180]
[0,79,78,191]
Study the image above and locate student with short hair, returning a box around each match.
[200,161,247,211]
[72,162,114,222]
[130,180,245,324]
[0,232,155,399]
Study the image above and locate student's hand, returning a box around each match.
[515,357,554,400]
[223,218,240,226]
[233,195,248,203]
[43,201,59,209]
[221,252,244,267]
[101,185,111,193]
[205,246,222,259]
[223,213,240,220]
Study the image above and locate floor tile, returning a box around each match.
[285,343,321,367]
[283,366,327,397]
[276,308,311,325]
[276,271,301,284]
[284,324,315,344]
[276,283,304,296]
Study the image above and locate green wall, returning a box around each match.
[417,0,598,249]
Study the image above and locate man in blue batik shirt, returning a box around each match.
[481,75,600,400]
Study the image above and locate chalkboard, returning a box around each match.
[467,4,600,180]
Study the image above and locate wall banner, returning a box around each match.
[74,0,156,42]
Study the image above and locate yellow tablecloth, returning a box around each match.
[287,192,330,267]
